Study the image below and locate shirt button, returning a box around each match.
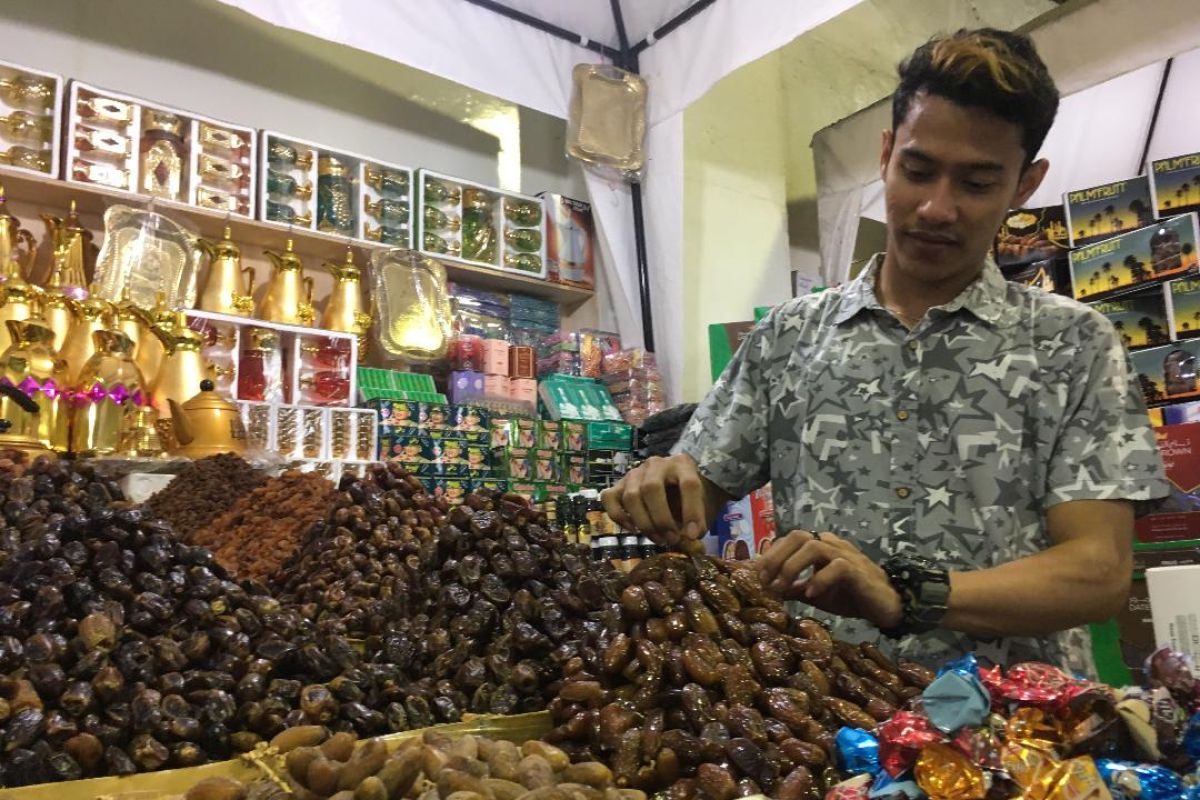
[896,410,910,421]
[896,487,911,499]
[907,340,919,351]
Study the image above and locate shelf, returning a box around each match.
[0,166,595,309]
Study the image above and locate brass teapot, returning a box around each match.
[165,379,247,458]
[259,239,314,325]
[0,319,69,454]
[70,329,146,457]
[322,247,372,359]
[60,285,116,387]
[0,182,41,353]
[0,383,54,461]
[197,226,255,316]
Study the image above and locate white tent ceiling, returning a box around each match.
[485,0,699,51]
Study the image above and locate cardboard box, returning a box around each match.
[1130,340,1200,406]
[494,446,534,480]
[482,339,510,376]
[539,420,563,450]
[1156,400,1200,425]
[448,371,485,404]
[1000,256,1068,295]
[994,205,1070,266]
[1069,214,1200,302]
[509,345,536,379]
[1135,423,1200,542]
[509,378,538,406]
[1166,275,1200,340]
[1149,151,1200,219]
[0,60,63,179]
[541,193,596,289]
[489,417,511,449]
[563,420,587,452]
[1146,564,1200,662]
[484,375,510,398]
[451,404,490,433]
[470,478,506,493]
[562,453,588,485]
[1064,175,1155,247]
[1091,287,1171,350]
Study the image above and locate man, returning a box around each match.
[602,28,1168,673]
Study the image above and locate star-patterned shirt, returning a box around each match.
[678,254,1169,673]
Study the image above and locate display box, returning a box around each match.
[1091,287,1170,350]
[1166,275,1200,340]
[509,377,537,407]
[562,452,588,485]
[1068,213,1200,302]
[416,168,547,279]
[1063,175,1155,247]
[329,407,378,461]
[1131,340,1200,407]
[66,80,256,216]
[357,156,413,248]
[539,420,562,450]
[0,60,63,178]
[494,446,534,480]
[999,256,1069,296]
[238,400,275,452]
[510,417,538,449]
[533,448,559,482]
[1146,564,1200,663]
[562,420,587,452]
[540,192,596,288]
[449,370,484,404]
[1149,151,1200,219]
[994,204,1069,267]
[1135,422,1200,543]
[275,404,329,461]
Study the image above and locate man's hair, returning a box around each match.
[893,28,1059,164]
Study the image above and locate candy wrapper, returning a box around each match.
[827,773,875,800]
[1096,760,1187,800]
[939,654,981,678]
[982,661,1077,709]
[924,670,991,734]
[1037,756,1114,800]
[1145,648,1200,711]
[1184,712,1200,759]
[913,742,987,800]
[1007,707,1064,749]
[951,726,1003,770]
[870,771,926,800]
[1001,740,1061,794]
[1064,688,1124,759]
[839,726,883,775]
[880,711,949,777]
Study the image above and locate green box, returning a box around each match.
[562,453,588,484]
[470,478,506,493]
[533,449,560,482]
[562,420,587,452]
[587,421,633,450]
[509,418,538,449]
[539,420,563,450]
[493,446,534,480]
[507,480,539,502]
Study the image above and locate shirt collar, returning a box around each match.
[833,253,1014,327]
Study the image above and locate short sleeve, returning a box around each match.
[1043,313,1168,509]
[675,316,774,499]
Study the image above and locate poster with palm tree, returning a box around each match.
[1168,276,1200,340]
[1093,287,1171,350]
[1064,175,1155,247]
[1069,213,1200,302]
[1150,152,1200,219]
[1131,339,1200,407]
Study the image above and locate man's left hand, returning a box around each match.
[756,530,903,630]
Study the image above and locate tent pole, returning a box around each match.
[608,0,657,351]
[459,0,622,59]
[1136,57,1173,175]
[630,0,718,57]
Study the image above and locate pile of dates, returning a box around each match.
[277,462,628,717]
[546,554,936,800]
[208,724,649,800]
[0,460,461,787]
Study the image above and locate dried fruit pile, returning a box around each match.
[0,460,456,787]
[143,454,266,542]
[546,554,936,800]
[230,725,648,800]
[276,462,627,717]
[195,470,336,583]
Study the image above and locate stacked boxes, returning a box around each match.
[373,399,498,502]
[488,416,590,500]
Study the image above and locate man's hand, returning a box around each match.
[756,530,903,630]
[601,453,727,548]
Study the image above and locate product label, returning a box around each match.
[1064,175,1155,247]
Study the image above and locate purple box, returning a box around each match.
[449,370,485,404]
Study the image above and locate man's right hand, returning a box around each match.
[601,453,716,548]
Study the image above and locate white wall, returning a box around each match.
[0,0,585,198]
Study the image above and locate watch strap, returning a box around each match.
[879,554,950,638]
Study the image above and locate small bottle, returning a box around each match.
[365,197,410,225]
[365,168,409,198]
[503,198,542,227]
[0,146,50,173]
[575,495,592,547]
[267,140,313,170]
[638,536,657,561]
[423,230,460,255]
[596,535,621,567]
[424,204,461,232]
[266,169,313,200]
[504,227,542,253]
[558,497,575,544]
[317,155,354,235]
[0,74,54,111]
[504,252,543,273]
[140,110,187,200]
[423,177,461,204]
[620,534,642,572]
[365,225,410,247]
[1,111,53,144]
[265,199,312,227]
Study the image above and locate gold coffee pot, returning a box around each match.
[322,247,372,359]
[70,329,146,457]
[60,285,116,387]
[197,225,256,316]
[0,319,69,454]
[132,292,172,386]
[165,378,247,458]
[40,202,93,352]
[260,239,315,325]
[0,183,41,353]
[150,310,209,415]
[0,383,53,460]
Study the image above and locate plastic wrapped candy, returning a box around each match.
[982,661,1077,708]
[880,711,949,777]
[1063,689,1124,759]
[1095,760,1187,800]
[1145,648,1200,710]
[923,670,991,734]
[951,726,1003,770]
[913,742,987,800]
[838,726,882,776]
[1035,756,1114,800]
[938,654,981,678]
[827,773,875,800]
[1007,706,1064,749]
[870,771,926,800]
[1001,740,1061,795]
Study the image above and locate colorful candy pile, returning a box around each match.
[827,648,1200,800]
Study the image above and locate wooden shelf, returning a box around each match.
[0,167,595,309]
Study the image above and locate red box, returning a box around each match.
[484,374,510,398]
[509,346,535,379]
[482,339,510,376]
[1136,422,1200,543]
[509,378,537,406]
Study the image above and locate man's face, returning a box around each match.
[880,92,1048,285]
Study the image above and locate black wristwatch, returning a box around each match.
[879,554,950,638]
